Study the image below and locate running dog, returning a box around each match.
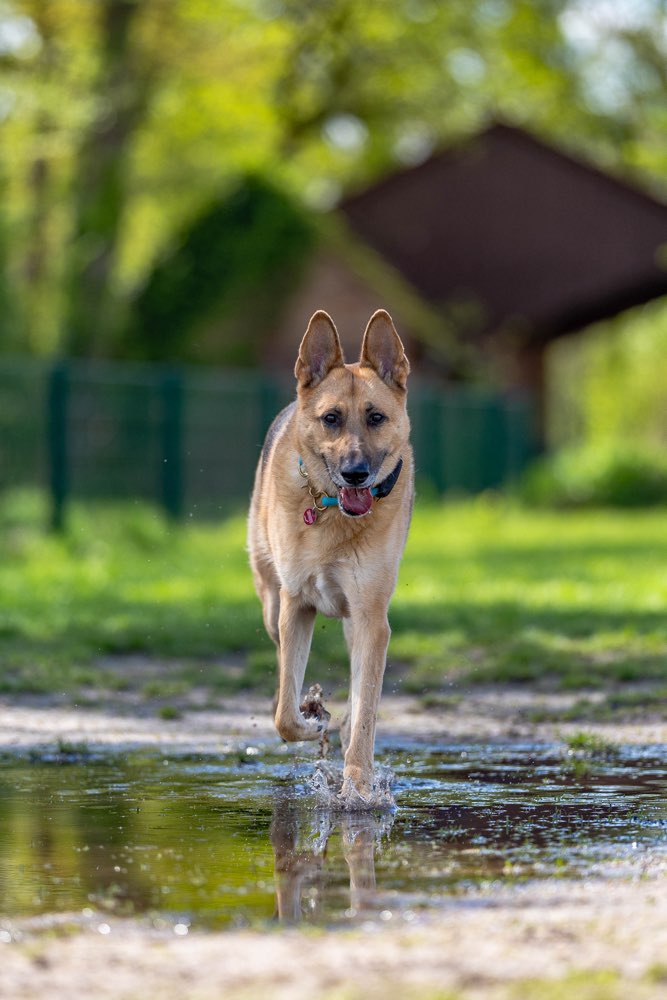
[248,309,413,807]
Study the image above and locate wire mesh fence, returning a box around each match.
[0,359,538,526]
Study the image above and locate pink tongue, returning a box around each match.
[340,487,373,515]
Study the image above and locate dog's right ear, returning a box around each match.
[295,311,345,388]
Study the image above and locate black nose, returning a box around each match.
[341,463,370,487]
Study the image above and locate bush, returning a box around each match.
[125,173,317,365]
[519,443,667,508]
[548,300,667,454]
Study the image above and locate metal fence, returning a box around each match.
[0,359,538,527]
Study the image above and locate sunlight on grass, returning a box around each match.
[0,491,666,695]
[394,499,667,688]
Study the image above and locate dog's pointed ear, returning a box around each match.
[295,311,345,388]
[360,310,410,389]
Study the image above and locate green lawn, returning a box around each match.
[1,490,666,699]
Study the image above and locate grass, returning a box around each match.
[561,731,622,778]
[0,489,667,699]
[527,687,667,724]
[321,969,665,1000]
[501,969,660,1000]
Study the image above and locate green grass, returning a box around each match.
[527,687,667,724]
[396,498,667,691]
[0,489,666,698]
[321,969,664,1000]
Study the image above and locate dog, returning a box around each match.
[248,309,413,807]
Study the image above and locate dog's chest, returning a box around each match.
[289,566,350,619]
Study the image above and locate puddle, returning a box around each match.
[0,739,665,930]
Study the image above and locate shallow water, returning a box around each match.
[0,738,665,930]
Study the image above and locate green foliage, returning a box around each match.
[520,443,667,508]
[157,704,183,721]
[0,181,18,351]
[125,174,317,364]
[540,301,667,511]
[564,731,619,760]
[4,0,665,357]
[549,300,667,452]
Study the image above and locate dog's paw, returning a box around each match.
[299,683,331,727]
[342,763,374,797]
[275,711,325,743]
[309,762,396,811]
[337,775,374,810]
[336,768,397,812]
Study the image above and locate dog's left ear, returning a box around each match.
[360,310,410,389]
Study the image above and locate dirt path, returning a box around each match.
[2,686,666,752]
[1,687,666,1000]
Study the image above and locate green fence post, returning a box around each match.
[505,397,525,483]
[479,396,506,490]
[160,370,184,519]
[415,389,446,495]
[47,363,69,532]
[432,393,446,495]
[259,376,280,441]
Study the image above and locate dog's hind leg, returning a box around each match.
[340,617,354,754]
[274,591,323,742]
[262,583,282,710]
[252,565,282,708]
[262,583,281,648]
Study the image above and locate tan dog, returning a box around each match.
[248,309,413,807]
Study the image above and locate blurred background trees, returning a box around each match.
[1,0,667,456]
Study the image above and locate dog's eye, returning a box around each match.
[322,412,341,428]
[368,412,386,427]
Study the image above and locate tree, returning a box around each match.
[66,0,153,355]
[125,174,316,365]
[1,0,666,359]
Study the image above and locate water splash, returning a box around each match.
[310,760,397,812]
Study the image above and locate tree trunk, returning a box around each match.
[66,0,148,356]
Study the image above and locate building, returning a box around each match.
[340,123,667,414]
[268,123,667,438]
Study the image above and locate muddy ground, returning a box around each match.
[1,683,666,1000]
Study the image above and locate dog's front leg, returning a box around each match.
[341,609,391,801]
[274,591,322,742]
[341,816,376,905]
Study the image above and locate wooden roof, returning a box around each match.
[340,124,667,344]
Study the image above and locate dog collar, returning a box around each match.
[298,456,403,525]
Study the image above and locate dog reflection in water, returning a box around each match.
[270,798,394,924]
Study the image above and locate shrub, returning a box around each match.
[125,174,317,365]
[519,443,667,508]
